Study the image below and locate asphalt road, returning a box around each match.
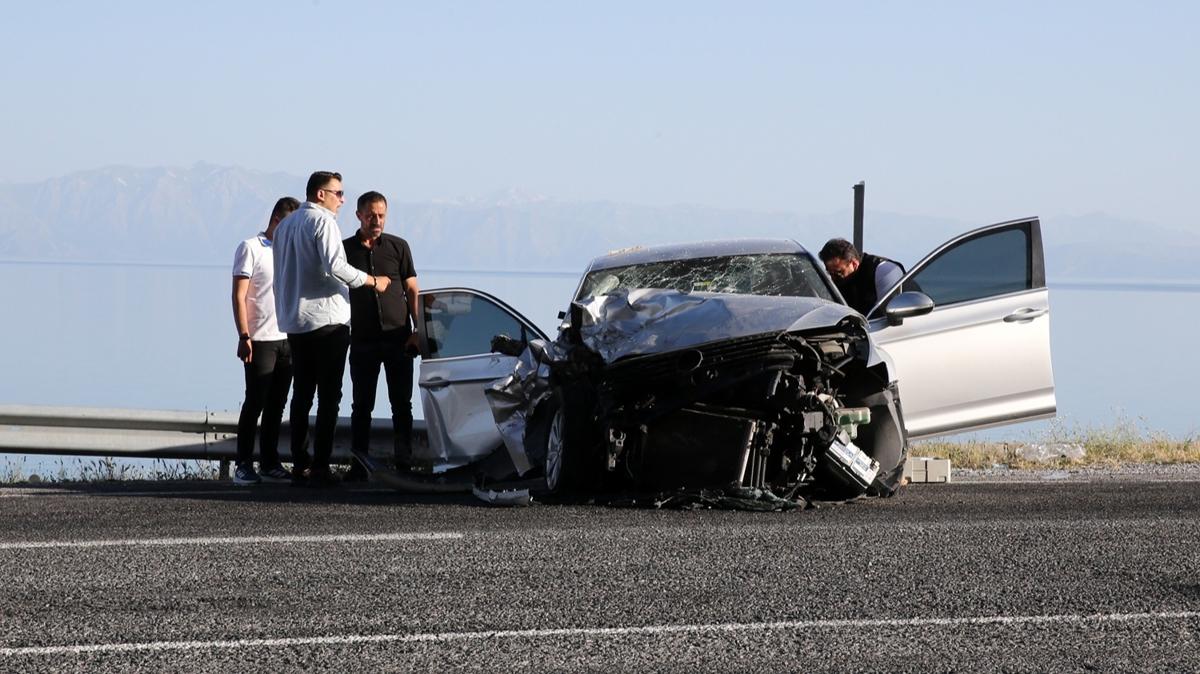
[2,475,1199,673]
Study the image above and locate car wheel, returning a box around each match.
[544,403,567,492]
[525,390,571,494]
[525,387,597,495]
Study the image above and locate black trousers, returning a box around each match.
[350,329,415,460]
[287,324,350,472]
[236,339,293,466]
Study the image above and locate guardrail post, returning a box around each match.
[852,181,865,252]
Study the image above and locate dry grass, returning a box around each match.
[0,457,219,484]
[0,457,27,483]
[914,416,1199,470]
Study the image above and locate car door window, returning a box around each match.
[422,291,528,359]
[903,226,1030,306]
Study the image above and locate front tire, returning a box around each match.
[525,387,597,495]
[543,402,567,492]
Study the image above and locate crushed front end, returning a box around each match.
[592,321,906,499]
[488,288,909,503]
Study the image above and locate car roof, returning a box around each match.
[585,238,811,272]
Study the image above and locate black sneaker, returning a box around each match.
[259,464,292,484]
[290,466,311,488]
[393,451,413,473]
[343,461,370,483]
[232,463,261,486]
[307,467,341,489]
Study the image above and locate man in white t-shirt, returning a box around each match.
[231,196,301,485]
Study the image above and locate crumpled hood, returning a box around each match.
[576,288,864,363]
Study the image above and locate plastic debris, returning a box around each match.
[472,486,533,506]
[1016,443,1086,462]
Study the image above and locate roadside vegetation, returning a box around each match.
[914,416,1198,470]
[0,457,218,484]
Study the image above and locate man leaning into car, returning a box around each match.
[818,238,904,316]
[342,191,420,480]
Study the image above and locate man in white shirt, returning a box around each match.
[273,171,391,486]
[232,196,300,486]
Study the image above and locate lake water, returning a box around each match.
[0,262,1196,464]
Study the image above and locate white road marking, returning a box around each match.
[0,532,463,550]
[0,518,1195,552]
[2,611,1198,657]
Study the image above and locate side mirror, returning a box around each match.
[884,291,934,327]
[490,333,526,357]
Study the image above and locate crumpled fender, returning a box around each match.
[484,338,567,475]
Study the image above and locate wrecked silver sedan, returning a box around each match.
[409,218,1056,504]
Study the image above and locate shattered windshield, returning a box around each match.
[576,253,836,302]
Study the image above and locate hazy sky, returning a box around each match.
[3,1,1197,229]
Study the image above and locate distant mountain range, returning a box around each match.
[0,163,1195,282]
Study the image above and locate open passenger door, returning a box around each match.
[867,218,1056,439]
[414,288,548,467]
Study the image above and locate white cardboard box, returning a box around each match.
[904,456,951,484]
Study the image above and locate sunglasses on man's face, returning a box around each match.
[322,188,345,198]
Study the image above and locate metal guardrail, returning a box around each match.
[0,405,428,463]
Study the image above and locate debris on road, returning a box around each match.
[1015,442,1087,462]
[904,457,952,483]
[471,486,533,507]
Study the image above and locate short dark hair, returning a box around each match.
[270,196,301,222]
[818,238,860,263]
[305,171,342,200]
[356,191,388,212]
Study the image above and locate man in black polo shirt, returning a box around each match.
[343,191,420,478]
[818,238,905,317]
